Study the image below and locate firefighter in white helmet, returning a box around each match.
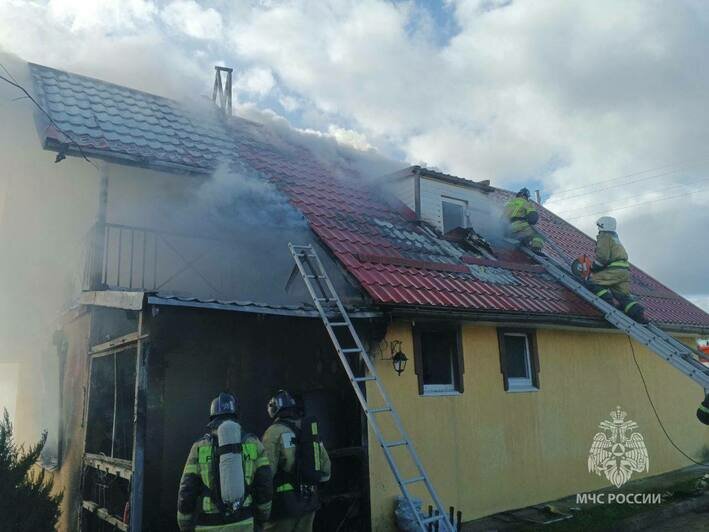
[586,216,649,324]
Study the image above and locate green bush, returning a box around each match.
[0,408,62,531]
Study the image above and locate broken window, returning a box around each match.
[85,347,137,460]
[413,323,464,395]
[441,198,467,233]
[498,329,540,392]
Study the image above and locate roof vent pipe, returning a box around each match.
[212,66,233,116]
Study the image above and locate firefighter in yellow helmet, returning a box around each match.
[262,390,331,532]
[504,188,544,253]
[177,392,273,531]
[586,216,649,324]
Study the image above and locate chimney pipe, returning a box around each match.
[212,66,233,116]
[535,189,542,203]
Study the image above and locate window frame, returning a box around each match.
[412,322,465,396]
[441,196,468,234]
[497,328,540,393]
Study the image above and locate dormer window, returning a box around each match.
[442,197,467,233]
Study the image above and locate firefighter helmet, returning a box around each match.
[517,187,531,199]
[267,389,297,419]
[596,216,617,232]
[210,392,238,420]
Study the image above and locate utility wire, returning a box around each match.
[552,176,709,217]
[628,337,708,467]
[546,163,708,204]
[565,183,709,220]
[0,65,98,169]
[547,160,704,198]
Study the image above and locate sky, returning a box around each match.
[0,0,708,314]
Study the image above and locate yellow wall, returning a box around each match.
[368,321,709,530]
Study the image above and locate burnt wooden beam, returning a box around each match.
[129,310,149,532]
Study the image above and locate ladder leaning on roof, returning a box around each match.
[520,245,709,390]
[288,243,455,532]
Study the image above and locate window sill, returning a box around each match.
[422,390,461,397]
[506,384,539,393]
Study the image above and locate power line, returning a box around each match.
[552,176,709,217]
[545,163,708,204]
[546,159,705,199]
[564,182,709,220]
[0,64,98,169]
[628,337,708,467]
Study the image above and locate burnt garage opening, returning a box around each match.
[141,304,384,531]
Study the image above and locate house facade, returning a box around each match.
[3,58,709,532]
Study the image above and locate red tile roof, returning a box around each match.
[31,63,709,329]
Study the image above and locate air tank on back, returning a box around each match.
[217,419,245,506]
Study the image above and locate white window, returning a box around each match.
[498,330,539,392]
[441,197,467,234]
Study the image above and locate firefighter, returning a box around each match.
[504,187,544,253]
[262,390,331,532]
[177,392,273,531]
[587,216,649,324]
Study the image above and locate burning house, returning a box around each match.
[2,58,709,531]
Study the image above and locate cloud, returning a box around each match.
[46,0,157,32]
[235,67,275,97]
[161,0,223,40]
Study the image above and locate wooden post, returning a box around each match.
[129,310,148,532]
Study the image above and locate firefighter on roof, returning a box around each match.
[587,216,649,324]
[177,392,273,531]
[504,187,545,253]
[262,390,331,532]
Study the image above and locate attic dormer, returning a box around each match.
[387,165,496,236]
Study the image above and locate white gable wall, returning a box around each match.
[388,172,500,238]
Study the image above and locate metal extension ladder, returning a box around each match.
[520,246,709,389]
[288,243,454,532]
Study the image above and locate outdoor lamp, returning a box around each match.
[389,340,408,376]
[392,349,408,376]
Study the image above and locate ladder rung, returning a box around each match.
[341,348,362,353]
[422,514,446,525]
[290,244,312,249]
[367,407,391,414]
[328,322,348,327]
[402,476,425,485]
[383,440,407,448]
[353,376,376,382]
[315,297,335,303]
[305,274,326,279]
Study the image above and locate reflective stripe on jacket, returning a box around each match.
[504,197,537,232]
[262,418,331,520]
[593,231,629,270]
[177,432,273,531]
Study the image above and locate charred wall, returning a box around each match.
[143,305,385,531]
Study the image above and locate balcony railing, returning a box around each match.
[82,222,244,298]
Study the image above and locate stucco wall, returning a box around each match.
[0,53,99,450]
[53,310,92,532]
[368,321,709,530]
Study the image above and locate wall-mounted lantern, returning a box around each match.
[385,340,408,376]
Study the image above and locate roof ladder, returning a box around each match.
[521,246,709,390]
[288,243,455,532]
